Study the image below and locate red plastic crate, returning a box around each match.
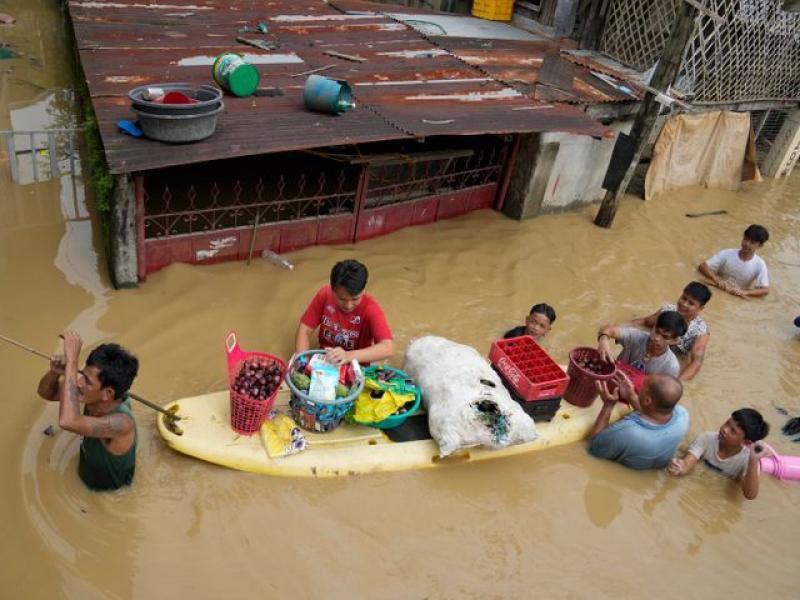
[489,335,569,401]
[608,360,646,397]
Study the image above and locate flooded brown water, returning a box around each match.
[2,1,800,598]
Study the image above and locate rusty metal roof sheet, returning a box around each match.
[431,37,641,104]
[69,0,610,174]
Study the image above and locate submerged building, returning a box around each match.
[66,0,799,287]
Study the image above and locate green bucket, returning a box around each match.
[212,52,259,97]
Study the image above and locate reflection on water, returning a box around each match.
[1,1,800,598]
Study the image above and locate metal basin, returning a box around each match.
[132,102,224,143]
[128,84,223,115]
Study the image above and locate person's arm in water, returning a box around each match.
[698,261,727,290]
[698,261,767,299]
[667,450,699,476]
[738,286,769,298]
[629,310,659,331]
[58,331,134,440]
[596,325,622,364]
[37,354,66,401]
[679,333,709,381]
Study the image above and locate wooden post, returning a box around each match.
[576,0,607,50]
[593,1,697,228]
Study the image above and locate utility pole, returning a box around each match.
[593,1,697,228]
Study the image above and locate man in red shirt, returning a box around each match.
[295,260,394,365]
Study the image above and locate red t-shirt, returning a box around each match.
[300,285,393,351]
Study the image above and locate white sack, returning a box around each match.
[402,335,538,457]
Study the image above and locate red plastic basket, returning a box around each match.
[489,336,569,401]
[225,331,287,435]
[563,347,616,407]
[608,360,646,397]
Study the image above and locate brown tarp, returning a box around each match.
[645,111,761,200]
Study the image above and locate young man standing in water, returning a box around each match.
[589,372,688,470]
[37,331,139,491]
[698,224,770,298]
[597,311,687,377]
[295,259,394,365]
[630,282,712,381]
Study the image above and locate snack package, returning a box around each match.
[308,354,340,402]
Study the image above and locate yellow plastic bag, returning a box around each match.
[352,378,414,424]
[261,410,307,458]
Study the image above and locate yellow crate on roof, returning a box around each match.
[471,0,515,21]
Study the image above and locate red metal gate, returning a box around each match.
[136,139,514,280]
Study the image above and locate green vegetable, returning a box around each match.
[335,383,349,398]
[290,371,310,391]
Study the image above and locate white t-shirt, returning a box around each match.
[687,431,750,478]
[705,248,769,290]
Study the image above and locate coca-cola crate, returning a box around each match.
[489,335,569,401]
[494,367,561,422]
[607,360,646,398]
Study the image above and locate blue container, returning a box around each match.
[303,75,355,115]
[352,366,422,430]
[286,350,364,433]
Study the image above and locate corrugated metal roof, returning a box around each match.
[433,37,640,104]
[69,0,611,174]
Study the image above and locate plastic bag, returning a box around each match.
[402,336,538,457]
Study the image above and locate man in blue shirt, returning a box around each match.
[589,371,688,470]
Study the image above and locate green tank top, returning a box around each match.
[78,399,137,491]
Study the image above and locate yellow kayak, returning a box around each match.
[156,386,629,478]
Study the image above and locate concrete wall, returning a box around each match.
[537,121,633,211]
[503,119,633,219]
[109,174,139,288]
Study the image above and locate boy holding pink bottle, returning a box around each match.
[668,409,771,500]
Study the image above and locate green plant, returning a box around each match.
[81,94,114,216]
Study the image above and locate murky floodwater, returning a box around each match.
[2,2,800,598]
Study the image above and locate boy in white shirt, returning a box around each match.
[698,224,769,298]
[668,408,771,500]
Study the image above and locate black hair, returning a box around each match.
[655,310,688,338]
[529,303,556,324]
[744,224,769,244]
[86,343,139,401]
[330,260,368,295]
[732,408,769,442]
[647,374,683,415]
[683,281,712,306]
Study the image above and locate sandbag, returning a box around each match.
[402,336,538,457]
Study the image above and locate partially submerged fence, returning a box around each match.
[599,0,800,103]
[136,139,511,277]
[0,128,81,185]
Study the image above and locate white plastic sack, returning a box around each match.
[403,336,538,457]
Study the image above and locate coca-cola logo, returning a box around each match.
[497,356,521,386]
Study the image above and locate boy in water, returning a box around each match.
[698,224,770,298]
[631,282,712,381]
[597,311,688,377]
[668,408,771,500]
[37,331,139,491]
[504,303,556,341]
[295,259,394,365]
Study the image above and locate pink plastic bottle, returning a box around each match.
[759,444,800,481]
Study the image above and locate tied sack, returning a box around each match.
[403,336,537,457]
